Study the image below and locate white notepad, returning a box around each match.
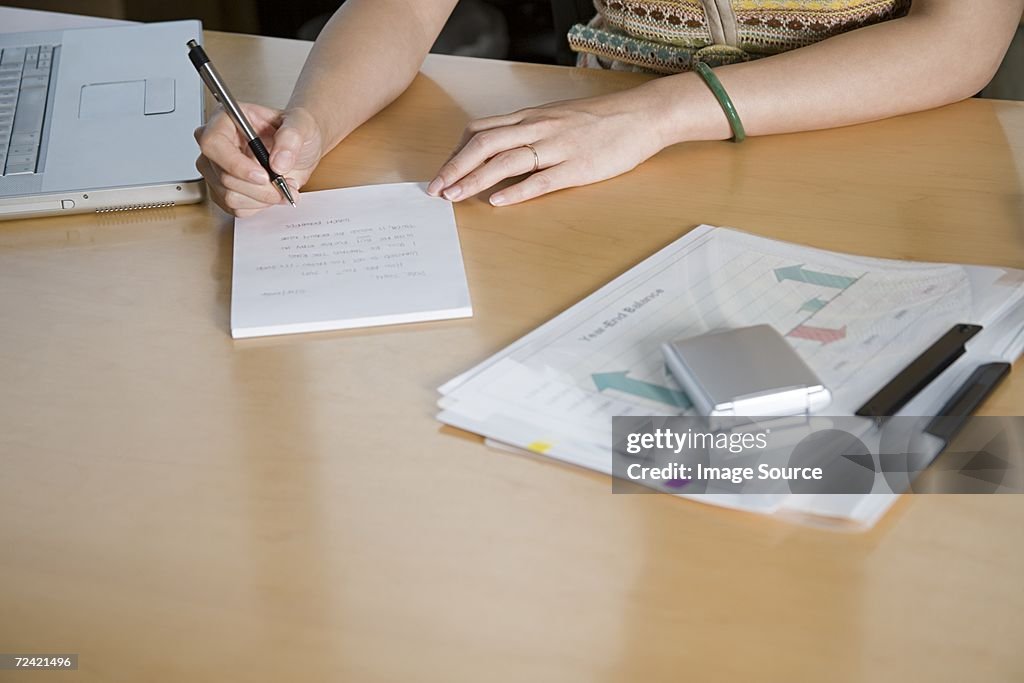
[230,182,472,339]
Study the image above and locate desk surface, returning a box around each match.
[2,30,1023,683]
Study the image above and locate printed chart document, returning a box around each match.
[231,182,472,339]
[437,225,1024,529]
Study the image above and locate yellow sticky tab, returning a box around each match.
[527,441,553,454]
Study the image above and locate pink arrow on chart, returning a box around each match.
[788,324,847,344]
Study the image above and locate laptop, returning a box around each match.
[0,20,204,220]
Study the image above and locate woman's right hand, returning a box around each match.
[194,103,324,217]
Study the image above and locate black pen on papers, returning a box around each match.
[186,39,296,207]
[856,323,983,419]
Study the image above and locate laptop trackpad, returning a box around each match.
[79,78,175,119]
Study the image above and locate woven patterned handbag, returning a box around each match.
[569,0,912,73]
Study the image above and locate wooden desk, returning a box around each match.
[2,31,1023,683]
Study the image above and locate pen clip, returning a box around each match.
[924,362,1011,444]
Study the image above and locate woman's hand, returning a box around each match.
[194,103,324,217]
[427,82,674,206]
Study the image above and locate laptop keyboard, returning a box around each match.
[0,45,55,176]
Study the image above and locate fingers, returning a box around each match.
[489,163,576,206]
[194,103,320,216]
[219,168,286,205]
[194,116,265,183]
[196,155,278,216]
[270,126,300,175]
[455,111,528,147]
[269,114,306,175]
[465,111,527,134]
[439,146,544,202]
[428,123,544,197]
[271,109,323,175]
[240,102,285,129]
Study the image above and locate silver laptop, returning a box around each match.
[0,20,204,220]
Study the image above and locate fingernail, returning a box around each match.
[427,178,444,195]
[490,194,506,206]
[248,169,266,183]
[443,186,462,201]
[272,150,294,172]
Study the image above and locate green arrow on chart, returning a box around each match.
[592,371,691,408]
[799,297,828,313]
[775,264,857,290]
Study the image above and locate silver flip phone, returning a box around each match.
[662,324,832,417]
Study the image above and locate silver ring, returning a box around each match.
[524,143,540,172]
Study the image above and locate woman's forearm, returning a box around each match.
[287,0,458,151]
[653,0,1024,145]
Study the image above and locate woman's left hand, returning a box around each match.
[426,83,673,206]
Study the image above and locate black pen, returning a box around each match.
[186,39,296,207]
[856,323,982,419]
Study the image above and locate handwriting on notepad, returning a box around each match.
[252,218,431,297]
[230,182,471,338]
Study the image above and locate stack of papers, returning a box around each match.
[437,226,1024,529]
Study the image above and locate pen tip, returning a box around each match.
[289,200,297,207]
